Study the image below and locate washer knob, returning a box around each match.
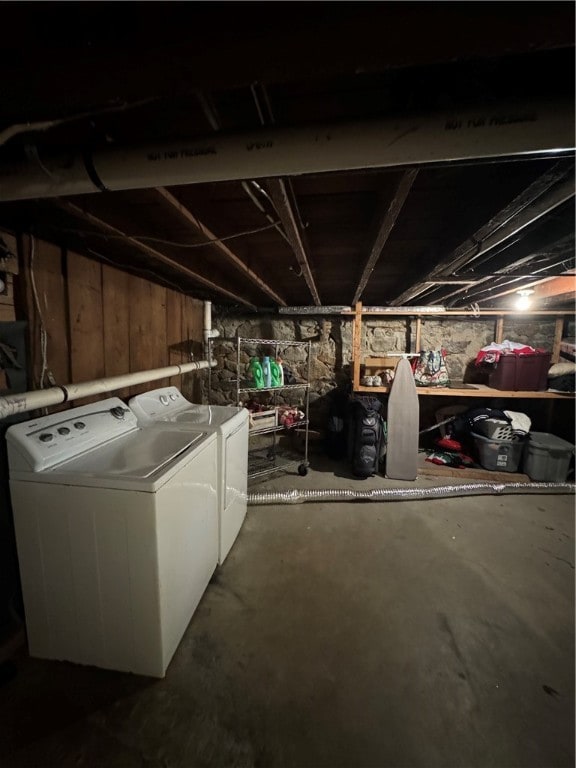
[110,406,126,419]
[74,421,86,430]
[160,395,169,405]
[57,427,70,435]
[39,432,54,442]
[169,393,178,401]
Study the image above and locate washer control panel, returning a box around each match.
[129,386,190,424]
[6,397,138,473]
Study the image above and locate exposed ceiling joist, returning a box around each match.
[473,273,576,305]
[56,201,257,309]
[439,233,575,289]
[155,187,287,306]
[485,275,576,304]
[439,249,574,307]
[392,162,575,305]
[352,169,418,304]
[429,224,575,306]
[526,275,576,300]
[264,178,321,306]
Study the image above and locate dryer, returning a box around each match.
[129,386,248,565]
[6,397,218,678]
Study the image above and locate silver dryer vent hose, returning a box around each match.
[247,483,575,505]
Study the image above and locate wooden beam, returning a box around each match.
[532,275,576,300]
[414,317,422,352]
[352,301,363,391]
[552,317,565,364]
[56,201,257,309]
[264,178,321,306]
[341,308,574,316]
[392,162,575,305]
[155,187,287,306]
[352,169,418,304]
[495,317,504,344]
[470,273,576,305]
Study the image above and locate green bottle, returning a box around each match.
[249,357,264,388]
[269,359,282,387]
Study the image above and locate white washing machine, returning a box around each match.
[6,397,218,678]
[129,386,248,565]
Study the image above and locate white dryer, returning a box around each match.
[129,386,248,565]
[6,397,218,678]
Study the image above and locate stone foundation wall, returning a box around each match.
[203,310,569,430]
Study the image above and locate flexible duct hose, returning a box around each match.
[247,482,575,505]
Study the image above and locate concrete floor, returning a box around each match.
[1,456,574,768]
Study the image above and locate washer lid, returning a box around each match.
[129,386,243,429]
[57,428,207,479]
[11,428,216,492]
[171,405,245,429]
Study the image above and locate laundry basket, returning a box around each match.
[474,418,514,441]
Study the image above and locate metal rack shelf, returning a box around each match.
[236,336,311,480]
[239,383,309,394]
[247,450,304,480]
[249,418,309,437]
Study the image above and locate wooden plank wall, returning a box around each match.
[15,235,204,410]
[0,229,18,322]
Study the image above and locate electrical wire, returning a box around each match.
[86,248,188,295]
[60,220,281,249]
[29,235,49,389]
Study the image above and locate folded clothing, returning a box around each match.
[426,450,475,468]
[548,361,576,378]
[547,361,576,393]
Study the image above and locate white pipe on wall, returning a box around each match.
[0,100,573,202]
[0,360,215,420]
[203,300,220,346]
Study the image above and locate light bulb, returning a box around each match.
[515,294,531,310]
[515,289,534,311]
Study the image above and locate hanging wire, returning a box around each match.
[59,219,281,249]
[29,235,49,389]
[86,248,188,294]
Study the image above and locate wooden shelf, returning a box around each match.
[354,383,574,398]
[351,301,575,399]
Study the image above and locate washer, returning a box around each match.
[6,397,218,678]
[129,386,248,565]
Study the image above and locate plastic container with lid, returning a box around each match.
[471,431,526,472]
[488,352,551,391]
[523,432,574,481]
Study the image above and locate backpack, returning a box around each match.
[347,396,385,478]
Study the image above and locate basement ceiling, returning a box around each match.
[0,2,574,312]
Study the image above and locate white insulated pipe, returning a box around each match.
[0,359,215,420]
[203,300,220,346]
[0,100,573,201]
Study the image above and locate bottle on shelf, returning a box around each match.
[262,355,272,388]
[249,357,265,388]
[269,358,282,387]
[276,357,285,386]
